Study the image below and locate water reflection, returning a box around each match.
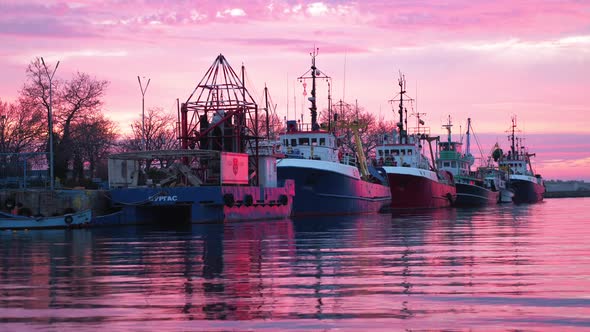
[0,199,589,330]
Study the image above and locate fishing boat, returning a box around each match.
[437,117,499,206]
[498,116,545,204]
[375,73,455,209]
[0,209,91,230]
[276,49,391,216]
[104,54,294,225]
[488,143,514,203]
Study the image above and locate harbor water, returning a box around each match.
[1,198,589,331]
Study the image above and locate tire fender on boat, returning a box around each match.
[446,193,454,205]
[64,215,73,225]
[223,193,235,207]
[278,194,289,206]
[244,194,253,207]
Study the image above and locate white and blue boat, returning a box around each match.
[276,50,390,216]
[499,116,545,204]
[0,209,91,230]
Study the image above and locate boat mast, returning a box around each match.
[510,116,517,157]
[442,115,452,145]
[397,74,405,144]
[466,117,471,156]
[264,84,270,140]
[308,49,319,131]
[298,48,330,131]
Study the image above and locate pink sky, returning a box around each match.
[0,0,589,180]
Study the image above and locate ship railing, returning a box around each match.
[340,153,358,167]
[408,126,431,136]
[108,149,226,188]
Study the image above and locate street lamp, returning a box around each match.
[41,57,60,190]
[137,76,150,151]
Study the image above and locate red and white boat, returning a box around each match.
[375,74,455,209]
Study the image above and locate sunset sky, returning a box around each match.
[0,0,589,180]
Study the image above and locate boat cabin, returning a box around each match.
[499,151,530,175]
[375,132,430,169]
[279,120,339,162]
[437,141,473,177]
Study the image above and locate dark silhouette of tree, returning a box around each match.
[20,57,110,184]
[70,114,118,184]
[120,107,180,168]
[319,100,397,162]
[0,99,46,154]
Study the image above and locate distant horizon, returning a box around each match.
[0,0,588,181]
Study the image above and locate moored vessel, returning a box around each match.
[276,49,391,216]
[499,116,545,204]
[103,54,294,225]
[437,117,499,206]
[376,73,455,209]
[0,209,91,230]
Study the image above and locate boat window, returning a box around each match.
[319,138,325,146]
[393,150,399,156]
[401,150,406,156]
[451,161,457,168]
[291,139,297,146]
[378,150,383,156]
[299,137,310,145]
[311,138,317,145]
[407,150,413,155]
[443,161,450,167]
[384,150,390,156]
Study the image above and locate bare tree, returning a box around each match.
[70,114,118,184]
[121,107,179,168]
[21,58,110,183]
[0,99,46,154]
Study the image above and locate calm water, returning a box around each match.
[1,198,589,331]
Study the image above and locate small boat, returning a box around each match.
[498,116,545,204]
[0,209,92,230]
[375,73,456,209]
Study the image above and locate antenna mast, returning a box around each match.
[298,48,331,131]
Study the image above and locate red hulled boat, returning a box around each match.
[375,74,456,209]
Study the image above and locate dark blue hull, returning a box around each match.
[277,166,391,216]
[101,182,294,225]
[511,179,545,204]
[455,182,499,206]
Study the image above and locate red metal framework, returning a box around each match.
[178,54,258,152]
[177,54,259,184]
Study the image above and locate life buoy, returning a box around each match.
[244,194,253,207]
[64,215,73,225]
[223,193,235,207]
[278,194,288,206]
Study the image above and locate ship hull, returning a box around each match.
[510,178,545,204]
[383,167,456,209]
[277,162,391,216]
[455,182,499,206]
[100,182,295,225]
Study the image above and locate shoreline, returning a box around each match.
[544,191,590,199]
